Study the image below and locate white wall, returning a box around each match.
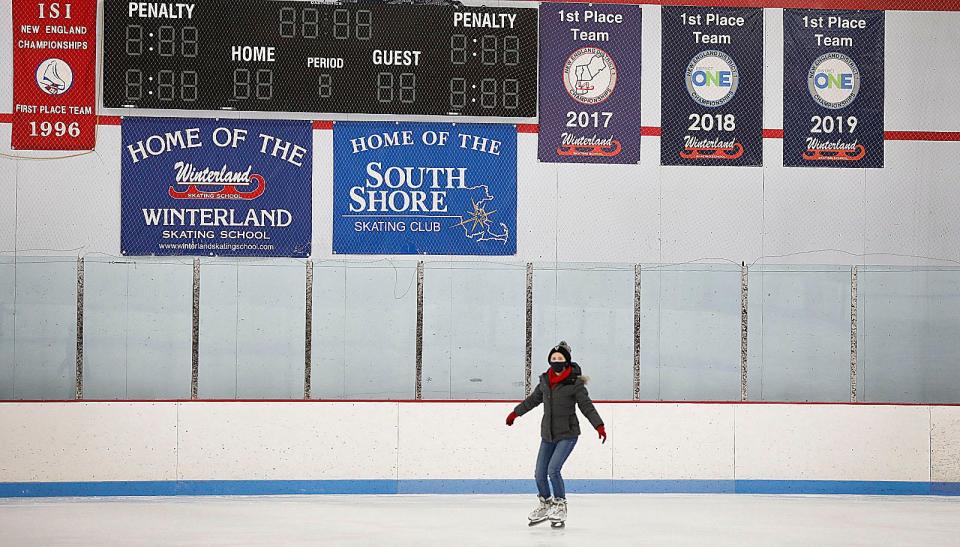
[2,5,960,266]
[177,402,399,480]
[0,402,178,482]
[1,402,957,485]
[930,406,960,483]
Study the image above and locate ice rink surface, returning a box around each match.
[2,494,959,546]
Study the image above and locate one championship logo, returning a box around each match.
[807,52,860,110]
[563,47,617,105]
[685,50,739,108]
[36,58,73,95]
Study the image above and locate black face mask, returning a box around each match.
[550,360,568,373]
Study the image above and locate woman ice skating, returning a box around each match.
[505,341,607,528]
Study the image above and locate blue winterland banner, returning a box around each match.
[661,6,763,166]
[537,3,642,164]
[121,117,312,257]
[333,122,516,255]
[784,10,884,167]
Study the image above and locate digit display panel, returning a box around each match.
[103,1,538,117]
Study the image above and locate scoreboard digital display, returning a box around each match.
[103,1,538,118]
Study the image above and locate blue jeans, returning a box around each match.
[535,437,578,500]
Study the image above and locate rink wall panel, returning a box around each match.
[2,402,958,495]
[176,402,399,481]
[397,403,614,480]
[930,406,960,483]
[609,404,736,481]
[734,405,931,481]
[0,403,177,482]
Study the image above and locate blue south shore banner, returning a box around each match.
[333,122,517,255]
[121,117,312,257]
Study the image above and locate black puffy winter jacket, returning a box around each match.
[513,363,604,442]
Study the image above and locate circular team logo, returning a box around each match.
[36,58,74,95]
[685,50,739,108]
[807,52,860,110]
[563,47,617,105]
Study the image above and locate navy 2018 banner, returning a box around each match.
[121,118,312,257]
[784,10,884,168]
[538,4,642,164]
[333,122,516,255]
[661,6,763,166]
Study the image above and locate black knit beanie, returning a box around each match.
[548,341,572,363]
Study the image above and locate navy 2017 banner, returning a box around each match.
[121,118,312,257]
[538,4,642,164]
[333,122,516,255]
[784,10,884,168]
[661,6,763,166]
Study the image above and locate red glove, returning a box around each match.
[506,412,518,426]
[596,425,607,444]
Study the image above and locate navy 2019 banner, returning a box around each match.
[784,10,884,168]
[333,122,517,255]
[661,6,763,166]
[121,118,312,257]
[537,4,642,164]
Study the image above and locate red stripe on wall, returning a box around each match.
[3,117,960,143]
[2,399,959,406]
[884,130,960,141]
[521,125,960,142]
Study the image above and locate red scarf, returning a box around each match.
[548,366,572,388]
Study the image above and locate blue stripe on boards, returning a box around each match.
[0,480,954,497]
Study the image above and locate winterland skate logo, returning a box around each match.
[36,58,73,95]
[556,134,622,158]
[685,50,739,108]
[168,161,267,200]
[808,52,860,110]
[563,47,617,105]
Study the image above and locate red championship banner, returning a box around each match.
[12,0,97,150]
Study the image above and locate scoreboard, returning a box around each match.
[103,1,539,118]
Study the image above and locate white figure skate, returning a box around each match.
[548,497,567,528]
[41,60,66,94]
[527,496,553,526]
